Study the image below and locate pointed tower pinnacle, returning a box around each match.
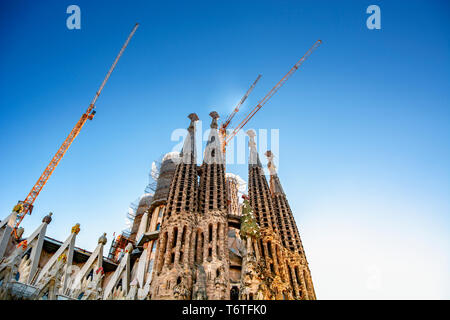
[197,111,230,299]
[203,111,224,165]
[264,149,317,299]
[246,130,277,232]
[247,130,262,167]
[209,111,219,129]
[180,113,199,165]
[188,113,199,130]
[166,112,199,216]
[151,113,200,299]
[265,150,284,195]
[265,149,298,251]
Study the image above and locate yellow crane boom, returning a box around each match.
[11,23,139,236]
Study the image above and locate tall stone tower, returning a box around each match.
[246,130,292,299]
[195,111,230,299]
[265,151,316,300]
[150,113,199,300]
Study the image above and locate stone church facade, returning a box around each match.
[0,112,315,300]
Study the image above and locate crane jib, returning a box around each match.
[12,23,139,233]
[224,39,322,147]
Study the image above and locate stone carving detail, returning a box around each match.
[72,267,105,300]
[173,269,191,300]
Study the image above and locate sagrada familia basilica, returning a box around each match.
[0,112,316,300]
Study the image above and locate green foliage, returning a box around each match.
[240,199,260,240]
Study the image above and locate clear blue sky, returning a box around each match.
[0,0,449,299]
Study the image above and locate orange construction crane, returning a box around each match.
[223,40,322,150]
[11,23,139,237]
[219,74,262,151]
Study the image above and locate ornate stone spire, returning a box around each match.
[209,111,219,129]
[246,134,293,300]
[203,111,224,165]
[247,130,277,231]
[265,151,276,175]
[263,151,317,299]
[247,130,262,167]
[264,150,299,251]
[196,111,230,299]
[265,150,285,195]
[199,111,227,212]
[181,113,199,165]
[166,113,200,216]
[188,113,199,132]
[151,113,200,299]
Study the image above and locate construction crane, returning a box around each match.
[11,23,139,237]
[219,74,262,152]
[223,39,322,151]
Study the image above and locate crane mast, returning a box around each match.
[12,23,139,234]
[224,39,322,147]
[220,75,262,134]
[219,74,261,153]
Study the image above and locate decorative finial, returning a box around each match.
[71,223,81,235]
[188,113,199,131]
[188,113,199,122]
[98,232,107,245]
[209,111,219,129]
[246,129,262,167]
[246,129,256,139]
[265,150,277,175]
[247,130,257,147]
[42,212,53,224]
